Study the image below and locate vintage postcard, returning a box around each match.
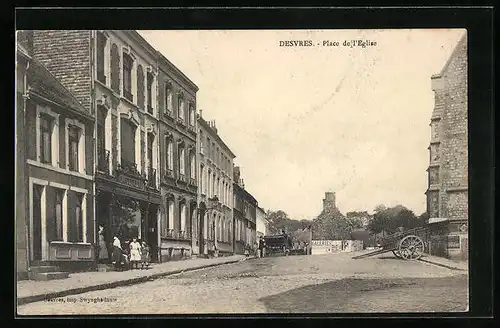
[16,28,469,315]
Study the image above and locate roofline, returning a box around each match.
[28,56,88,114]
[157,52,199,92]
[127,30,161,62]
[433,32,467,78]
[198,116,236,158]
[17,44,31,60]
[29,91,95,122]
[233,182,258,204]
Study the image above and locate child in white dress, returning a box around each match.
[129,237,142,269]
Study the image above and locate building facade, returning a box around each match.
[157,52,199,261]
[20,31,97,272]
[233,167,257,254]
[256,206,268,238]
[426,33,468,260]
[197,115,235,256]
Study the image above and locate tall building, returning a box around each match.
[196,114,235,256]
[233,167,257,254]
[157,51,199,261]
[18,30,200,273]
[426,33,468,260]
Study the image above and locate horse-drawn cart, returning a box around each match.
[352,226,428,260]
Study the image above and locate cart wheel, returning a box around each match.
[392,250,402,259]
[399,235,424,260]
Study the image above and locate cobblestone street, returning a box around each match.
[18,252,468,315]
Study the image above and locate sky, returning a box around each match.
[139,29,466,221]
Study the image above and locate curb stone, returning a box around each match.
[17,259,241,306]
[417,258,467,272]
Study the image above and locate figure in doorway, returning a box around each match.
[98,225,109,263]
[129,237,142,269]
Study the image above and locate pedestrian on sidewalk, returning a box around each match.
[258,236,266,258]
[129,237,142,269]
[112,236,122,268]
[141,241,151,270]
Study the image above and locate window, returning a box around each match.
[54,189,64,241]
[179,147,185,175]
[137,65,145,109]
[68,126,80,172]
[120,118,136,164]
[147,72,154,114]
[190,152,195,179]
[207,137,211,158]
[166,138,173,172]
[167,199,174,230]
[123,53,133,101]
[96,32,107,84]
[178,97,185,120]
[200,164,204,193]
[147,133,154,172]
[40,115,53,164]
[69,192,84,242]
[165,84,173,114]
[189,103,195,126]
[180,203,187,232]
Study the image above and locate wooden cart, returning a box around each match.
[352,226,428,260]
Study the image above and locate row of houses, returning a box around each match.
[15,30,264,280]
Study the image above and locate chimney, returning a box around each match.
[199,109,203,118]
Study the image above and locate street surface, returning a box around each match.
[18,252,468,314]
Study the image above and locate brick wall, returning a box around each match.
[32,30,92,111]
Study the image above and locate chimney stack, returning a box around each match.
[199,109,203,118]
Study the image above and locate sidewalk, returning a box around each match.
[17,255,245,306]
[418,254,468,271]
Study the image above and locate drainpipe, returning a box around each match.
[90,30,98,266]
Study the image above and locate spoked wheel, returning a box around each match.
[392,250,402,259]
[398,235,425,260]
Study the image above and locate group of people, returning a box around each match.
[97,226,151,271]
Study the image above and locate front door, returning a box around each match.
[198,209,205,254]
[147,205,158,262]
[32,185,43,261]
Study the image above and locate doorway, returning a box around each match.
[32,184,43,261]
[147,204,158,262]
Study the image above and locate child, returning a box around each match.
[129,237,142,269]
[141,241,151,269]
[244,244,250,258]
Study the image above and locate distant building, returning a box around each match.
[256,206,268,238]
[233,167,257,254]
[426,33,468,261]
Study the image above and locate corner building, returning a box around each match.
[426,33,468,260]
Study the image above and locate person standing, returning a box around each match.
[141,241,151,269]
[112,236,122,268]
[258,237,266,258]
[98,225,109,263]
[129,237,142,269]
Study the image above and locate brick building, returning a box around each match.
[426,33,468,260]
[197,115,235,256]
[17,32,97,276]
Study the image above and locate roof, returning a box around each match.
[198,116,236,158]
[233,182,258,204]
[27,56,90,117]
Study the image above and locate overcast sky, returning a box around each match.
[139,29,465,220]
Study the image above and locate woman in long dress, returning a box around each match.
[98,226,109,262]
[129,237,142,269]
[112,236,122,267]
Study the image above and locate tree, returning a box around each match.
[110,195,140,240]
[367,205,425,235]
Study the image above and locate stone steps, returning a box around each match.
[29,271,70,281]
[29,264,69,281]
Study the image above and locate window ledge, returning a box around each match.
[120,95,138,109]
[27,159,93,180]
